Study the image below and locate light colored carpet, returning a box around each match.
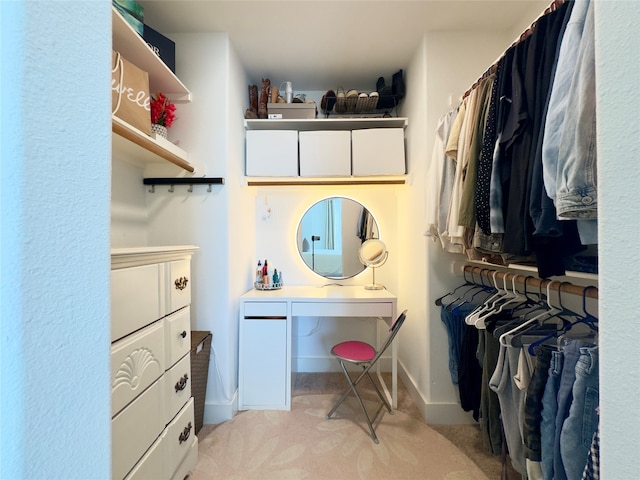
[191,394,489,480]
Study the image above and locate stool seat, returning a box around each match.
[331,341,376,363]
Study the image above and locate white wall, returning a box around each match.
[396,30,518,423]
[144,33,249,423]
[594,1,640,477]
[0,1,111,478]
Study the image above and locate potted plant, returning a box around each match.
[150,92,176,138]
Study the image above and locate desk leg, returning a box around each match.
[392,337,397,409]
[376,319,398,410]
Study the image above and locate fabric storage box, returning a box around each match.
[143,24,176,73]
[113,0,144,35]
[267,103,316,119]
[246,130,298,176]
[190,331,212,434]
[299,131,351,176]
[351,128,406,175]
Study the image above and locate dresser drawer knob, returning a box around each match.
[179,422,193,444]
[174,276,189,291]
[175,374,189,392]
[180,330,187,339]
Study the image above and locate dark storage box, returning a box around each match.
[190,331,212,434]
[143,24,176,73]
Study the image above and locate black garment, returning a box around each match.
[458,324,483,421]
[527,0,586,278]
[476,57,504,235]
[523,345,554,461]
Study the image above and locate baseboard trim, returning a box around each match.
[203,389,238,424]
[398,362,476,425]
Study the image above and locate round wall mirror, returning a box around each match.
[296,197,379,279]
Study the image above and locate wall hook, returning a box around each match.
[148,185,155,193]
[168,185,174,193]
[187,185,193,193]
[207,184,212,193]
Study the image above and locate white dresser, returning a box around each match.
[111,246,199,480]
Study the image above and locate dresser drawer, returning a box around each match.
[165,307,191,369]
[171,436,198,480]
[168,260,191,314]
[124,435,164,480]
[165,354,191,424]
[165,398,196,478]
[112,264,161,342]
[111,320,165,417]
[112,377,165,480]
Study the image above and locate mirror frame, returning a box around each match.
[295,196,379,280]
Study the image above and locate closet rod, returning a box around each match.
[463,266,598,299]
[462,0,565,99]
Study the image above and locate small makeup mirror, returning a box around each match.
[358,239,388,290]
[296,197,379,279]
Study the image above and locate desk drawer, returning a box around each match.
[244,301,287,318]
[292,301,393,318]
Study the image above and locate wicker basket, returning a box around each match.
[190,331,212,434]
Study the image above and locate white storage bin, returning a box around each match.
[351,128,405,175]
[246,130,298,176]
[299,131,351,176]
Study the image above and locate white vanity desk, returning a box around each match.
[239,285,398,411]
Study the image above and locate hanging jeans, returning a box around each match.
[541,349,562,479]
[561,345,599,479]
[554,339,590,480]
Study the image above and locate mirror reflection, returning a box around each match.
[296,197,379,279]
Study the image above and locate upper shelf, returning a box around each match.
[112,6,190,102]
[244,117,408,131]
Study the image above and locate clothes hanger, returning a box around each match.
[526,284,598,355]
[465,271,507,325]
[491,276,550,338]
[473,273,527,329]
[449,268,495,312]
[434,267,476,307]
[498,280,562,347]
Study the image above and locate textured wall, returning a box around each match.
[0,1,111,478]
[594,1,640,477]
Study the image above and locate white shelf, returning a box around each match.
[245,176,406,186]
[112,6,191,102]
[112,116,194,173]
[244,117,408,131]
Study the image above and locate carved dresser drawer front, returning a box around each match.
[112,377,165,480]
[111,320,165,418]
[165,353,191,424]
[164,306,191,369]
[168,260,191,314]
[112,264,161,342]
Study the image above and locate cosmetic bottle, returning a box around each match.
[262,259,269,284]
[255,260,262,284]
[273,269,279,285]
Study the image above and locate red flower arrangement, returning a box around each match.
[150,92,176,128]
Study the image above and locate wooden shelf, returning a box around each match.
[246,177,406,186]
[112,6,190,102]
[112,116,194,173]
[244,117,408,131]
